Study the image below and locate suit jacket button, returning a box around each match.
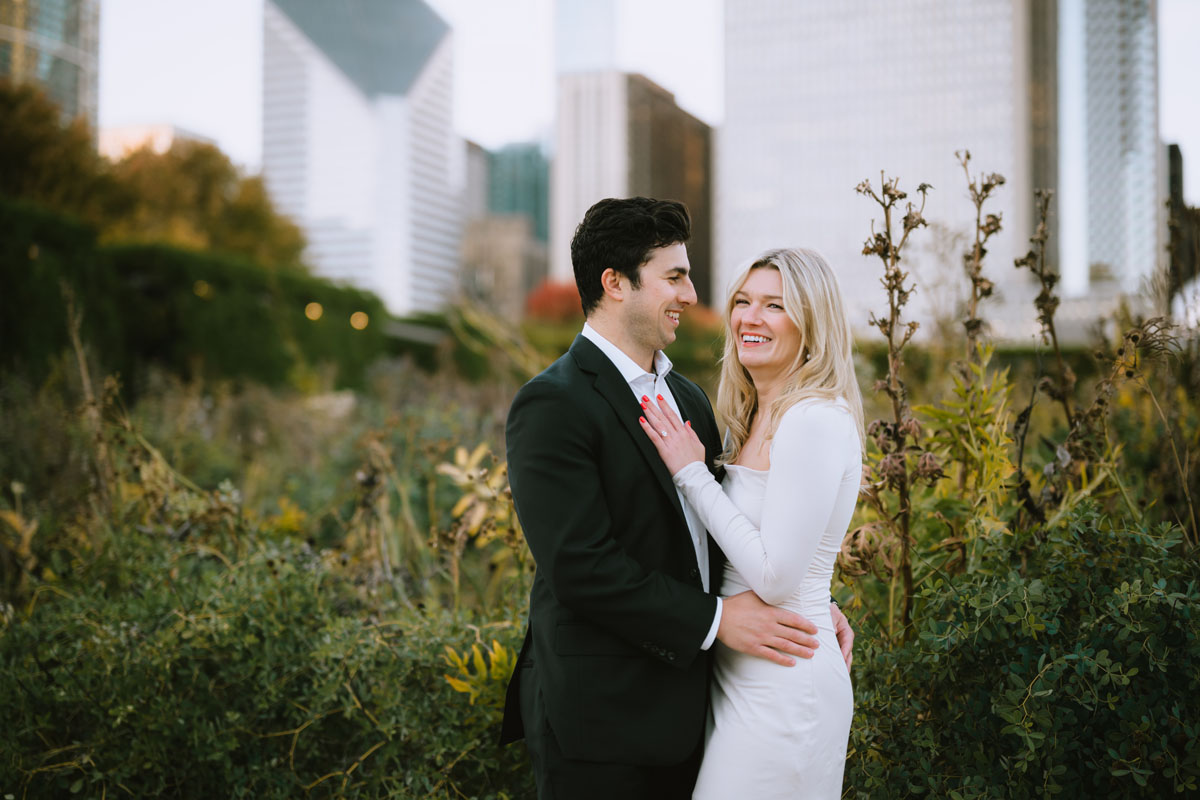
[689,567,700,579]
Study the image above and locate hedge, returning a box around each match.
[1,195,389,392]
[0,528,533,799]
[845,507,1200,798]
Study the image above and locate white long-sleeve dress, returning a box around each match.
[673,399,861,800]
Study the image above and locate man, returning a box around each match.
[500,198,854,799]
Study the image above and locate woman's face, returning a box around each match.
[729,267,801,376]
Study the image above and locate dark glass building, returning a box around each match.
[0,0,100,126]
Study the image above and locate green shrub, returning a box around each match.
[0,526,532,799]
[0,196,390,393]
[846,505,1200,798]
[0,195,119,377]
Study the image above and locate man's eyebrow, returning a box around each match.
[665,266,691,276]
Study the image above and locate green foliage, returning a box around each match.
[103,140,307,269]
[0,529,532,798]
[0,383,532,797]
[0,196,388,391]
[102,243,387,390]
[0,80,114,221]
[0,196,119,377]
[0,80,306,270]
[841,160,1200,797]
[846,506,1200,798]
[4,142,1198,798]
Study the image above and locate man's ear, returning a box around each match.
[599,268,626,302]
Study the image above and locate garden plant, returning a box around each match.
[2,155,1198,798]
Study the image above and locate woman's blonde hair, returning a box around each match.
[716,247,864,465]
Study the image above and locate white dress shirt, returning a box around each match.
[581,322,723,649]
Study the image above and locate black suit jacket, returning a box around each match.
[500,335,725,765]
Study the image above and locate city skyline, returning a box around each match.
[98,0,1199,206]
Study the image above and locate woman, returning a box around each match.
[638,247,863,799]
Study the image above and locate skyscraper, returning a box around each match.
[720,0,1163,340]
[460,141,550,319]
[551,0,714,304]
[262,0,461,316]
[1059,0,1162,295]
[489,143,549,244]
[0,0,99,127]
[551,71,713,303]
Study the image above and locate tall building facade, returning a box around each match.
[262,0,461,316]
[0,0,99,127]
[720,0,1163,340]
[489,143,549,243]
[1060,0,1161,295]
[461,140,549,319]
[552,0,714,303]
[551,71,713,303]
[1167,144,1200,327]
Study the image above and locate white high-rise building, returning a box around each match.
[1059,0,1162,295]
[720,0,1163,341]
[262,0,462,316]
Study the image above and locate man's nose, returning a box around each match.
[680,277,698,306]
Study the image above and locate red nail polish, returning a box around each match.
[639,416,647,424]
[656,394,664,401]
[686,421,692,428]
[641,395,649,402]
[641,402,647,409]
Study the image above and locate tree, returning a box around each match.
[103,140,306,269]
[0,81,307,271]
[0,79,112,220]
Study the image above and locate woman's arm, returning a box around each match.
[646,400,854,605]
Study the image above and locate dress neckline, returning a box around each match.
[725,463,768,474]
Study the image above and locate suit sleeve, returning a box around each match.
[506,377,717,668]
[672,402,856,605]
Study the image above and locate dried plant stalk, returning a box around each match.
[956,150,1005,363]
[855,173,935,633]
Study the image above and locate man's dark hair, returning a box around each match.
[571,197,691,315]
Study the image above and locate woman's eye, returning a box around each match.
[733,298,748,305]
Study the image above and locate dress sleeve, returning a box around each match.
[672,402,855,606]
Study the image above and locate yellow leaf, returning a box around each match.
[444,675,473,694]
[467,442,489,470]
[443,645,467,671]
[436,463,466,481]
[472,643,487,676]
[451,494,474,519]
[466,503,488,535]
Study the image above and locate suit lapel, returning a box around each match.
[571,337,687,522]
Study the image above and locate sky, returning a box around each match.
[99,0,1199,205]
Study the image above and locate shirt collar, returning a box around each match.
[581,321,674,386]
